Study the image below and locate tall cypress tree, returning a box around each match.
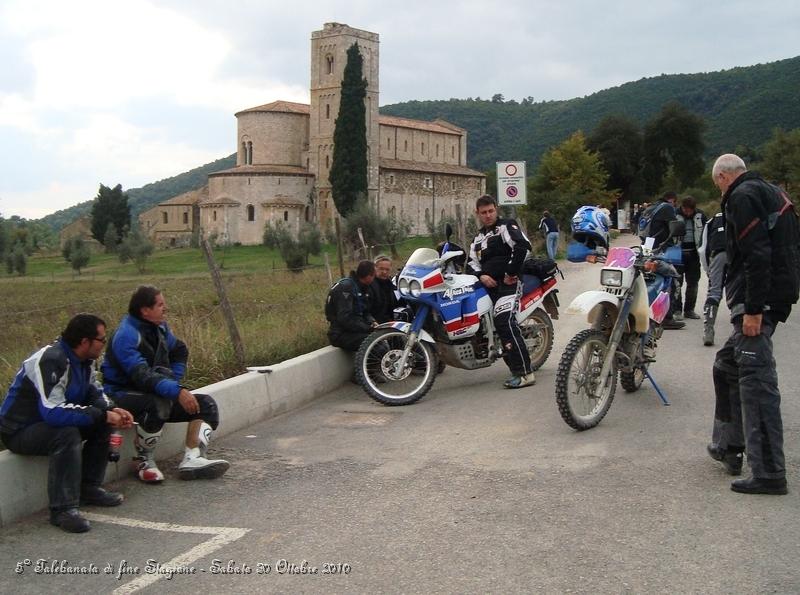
[330,43,368,217]
[90,183,131,245]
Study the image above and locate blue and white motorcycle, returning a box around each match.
[355,230,560,406]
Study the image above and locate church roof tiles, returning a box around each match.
[379,158,485,177]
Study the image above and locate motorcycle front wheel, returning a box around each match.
[520,308,554,371]
[555,329,617,430]
[355,329,437,406]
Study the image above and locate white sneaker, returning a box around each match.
[178,449,229,480]
[503,373,536,389]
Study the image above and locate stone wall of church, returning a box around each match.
[378,125,463,166]
[377,170,485,235]
[237,112,309,167]
[203,173,313,245]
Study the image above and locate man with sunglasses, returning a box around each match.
[0,314,134,533]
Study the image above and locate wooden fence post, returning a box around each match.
[335,217,345,278]
[201,239,245,370]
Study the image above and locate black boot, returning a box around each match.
[731,476,788,495]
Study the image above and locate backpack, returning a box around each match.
[325,277,361,322]
[522,257,558,279]
[637,202,671,241]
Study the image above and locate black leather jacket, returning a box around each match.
[721,171,800,320]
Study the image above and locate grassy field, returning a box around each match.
[0,237,433,398]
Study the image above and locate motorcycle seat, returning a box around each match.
[522,274,542,295]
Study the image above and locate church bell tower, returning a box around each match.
[309,23,380,228]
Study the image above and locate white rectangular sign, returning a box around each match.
[496,161,527,206]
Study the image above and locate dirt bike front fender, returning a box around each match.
[565,290,620,329]
[376,321,436,344]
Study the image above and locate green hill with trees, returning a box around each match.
[380,56,800,172]
[38,154,236,231]
[36,56,800,231]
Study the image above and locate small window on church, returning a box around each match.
[326,104,330,119]
[404,140,408,152]
[326,155,330,169]
[183,212,188,225]
[213,210,217,222]
[441,209,446,221]
[305,206,310,222]
[451,180,456,191]
[162,212,168,224]
[246,141,253,165]
[326,54,334,75]
[421,142,425,155]
[283,211,288,222]
[387,137,390,149]
[388,174,394,186]
[452,146,455,158]
[436,144,439,157]
[247,204,255,222]
[424,177,432,189]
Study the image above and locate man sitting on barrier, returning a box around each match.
[326,260,379,352]
[0,314,134,533]
[102,285,229,483]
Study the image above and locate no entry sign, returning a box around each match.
[496,161,526,206]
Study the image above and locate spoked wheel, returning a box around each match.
[555,329,617,430]
[620,364,648,392]
[521,308,554,371]
[355,329,437,406]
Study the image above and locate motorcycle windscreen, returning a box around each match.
[606,247,636,269]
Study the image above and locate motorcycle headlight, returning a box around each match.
[398,277,410,295]
[601,269,623,287]
[409,280,422,297]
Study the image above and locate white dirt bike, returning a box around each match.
[555,234,682,430]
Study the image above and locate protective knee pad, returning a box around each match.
[493,294,516,318]
[196,393,220,430]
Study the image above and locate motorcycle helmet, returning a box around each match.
[571,206,610,249]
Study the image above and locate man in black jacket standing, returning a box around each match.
[467,195,534,389]
[326,260,377,352]
[707,154,800,495]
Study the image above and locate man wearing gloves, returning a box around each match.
[102,285,229,483]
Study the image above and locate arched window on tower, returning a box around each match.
[241,141,247,164]
[326,103,330,119]
[213,210,217,222]
[247,204,255,222]
[326,54,334,75]
[326,154,330,169]
[246,141,253,165]
[162,212,168,224]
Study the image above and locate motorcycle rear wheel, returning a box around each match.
[521,308,554,371]
[620,365,648,392]
[355,329,437,406]
[555,329,617,430]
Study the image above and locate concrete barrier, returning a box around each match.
[0,346,353,528]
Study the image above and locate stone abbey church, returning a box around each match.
[140,23,486,247]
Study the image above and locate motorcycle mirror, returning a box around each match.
[668,219,686,238]
[445,223,453,240]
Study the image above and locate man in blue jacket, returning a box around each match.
[102,285,229,483]
[0,314,134,533]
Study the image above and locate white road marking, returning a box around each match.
[82,513,251,595]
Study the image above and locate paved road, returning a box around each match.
[2,236,799,594]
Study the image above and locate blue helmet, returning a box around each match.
[571,206,610,249]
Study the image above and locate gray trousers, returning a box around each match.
[712,314,785,479]
[704,252,727,307]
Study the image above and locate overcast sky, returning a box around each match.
[2,0,799,219]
